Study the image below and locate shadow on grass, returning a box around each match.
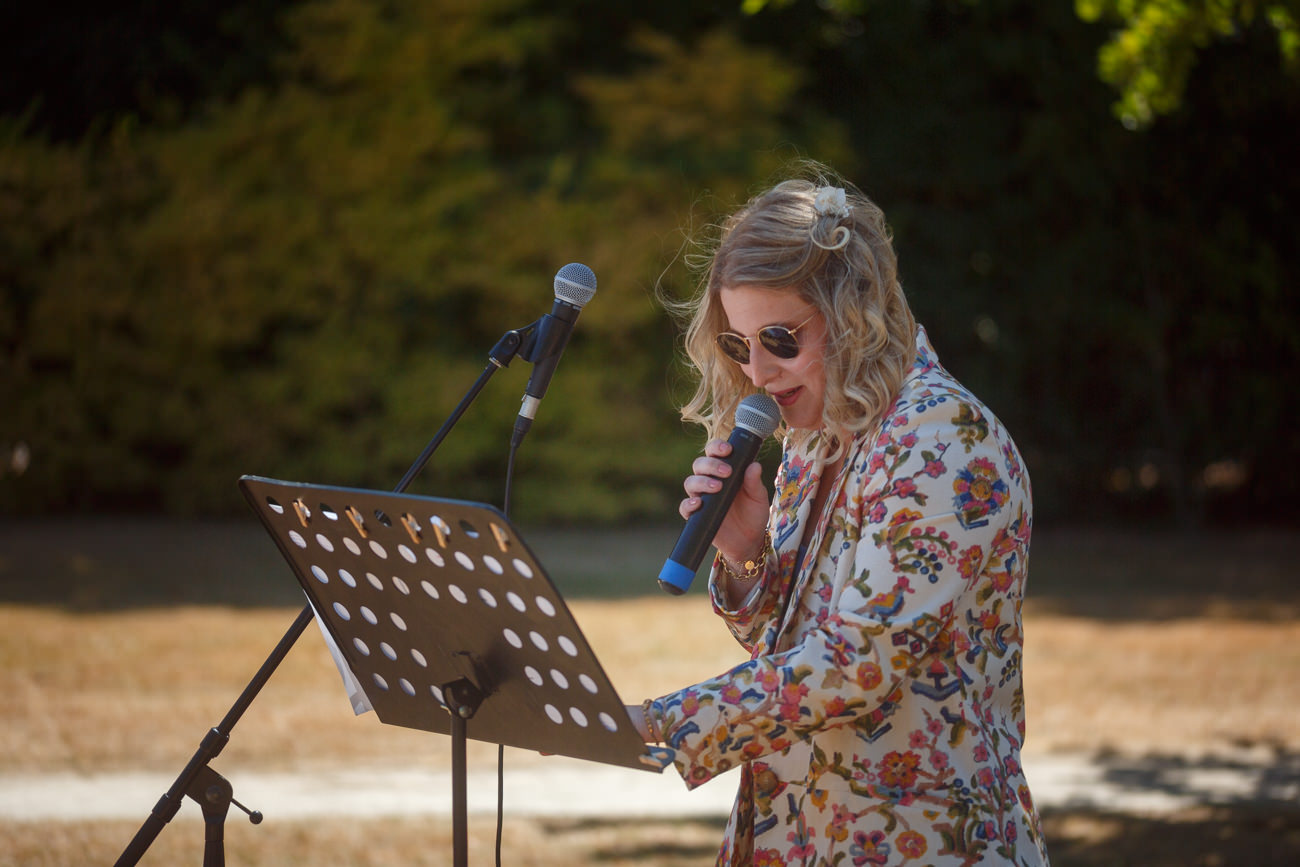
[538,816,728,863]
[1031,747,1300,865]
[1,518,1297,619]
[3,808,1297,866]
[1075,744,1300,811]
[0,516,690,610]
[537,799,1300,866]
[1040,805,1300,867]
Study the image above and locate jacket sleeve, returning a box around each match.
[657,391,1032,788]
[704,435,804,652]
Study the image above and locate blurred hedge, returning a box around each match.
[2,0,1296,526]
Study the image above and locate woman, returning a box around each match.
[632,165,1050,866]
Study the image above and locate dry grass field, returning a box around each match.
[1,520,1298,865]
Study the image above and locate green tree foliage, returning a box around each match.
[3,0,1296,527]
[0,1,303,141]
[748,0,1300,127]
[0,0,843,520]
[1076,0,1300,127]
[739,0,1299,525]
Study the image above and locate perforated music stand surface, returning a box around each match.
[239,475,670,773]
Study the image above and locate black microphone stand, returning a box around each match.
[115,325,536,867]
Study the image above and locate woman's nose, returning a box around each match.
[743,347,780,388]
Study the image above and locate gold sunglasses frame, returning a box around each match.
[716,312,818,365]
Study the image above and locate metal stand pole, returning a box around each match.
[443,678,486,867]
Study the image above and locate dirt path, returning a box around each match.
[5,747,1299,823]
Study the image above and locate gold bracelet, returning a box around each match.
[640,698,661,743]
[718,529,771,583]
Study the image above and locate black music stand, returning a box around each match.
[239,476,672,865]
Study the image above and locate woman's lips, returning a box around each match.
[771,387,801,407]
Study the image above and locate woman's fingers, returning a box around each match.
[678,438,767,537]
[685,439,735,498]
[702,438,732,459]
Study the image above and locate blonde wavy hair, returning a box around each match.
[670,163,917,446]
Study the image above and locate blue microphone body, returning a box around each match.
[658,393,781,595]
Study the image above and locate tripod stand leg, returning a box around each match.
[115,604,315,866]
[187,766,233,867]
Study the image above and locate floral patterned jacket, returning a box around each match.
[650,327,1050,866]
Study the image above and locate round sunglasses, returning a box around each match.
[715,312,817,365]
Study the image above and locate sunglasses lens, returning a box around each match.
[716,333,751,364]
[758,326,800,359]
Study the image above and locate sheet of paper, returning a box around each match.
[309,595,373,715]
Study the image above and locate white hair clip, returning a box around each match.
[811,186,852,250]
[813,186,851,219]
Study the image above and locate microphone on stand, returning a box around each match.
[512,263,598,448]
[658,392,781,595]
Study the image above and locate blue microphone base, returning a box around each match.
[657,559,696,596]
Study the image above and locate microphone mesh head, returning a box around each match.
[554,263,598,308]
[735,392,781,438]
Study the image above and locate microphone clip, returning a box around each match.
[517,306,578,369]
[489,323,535,369]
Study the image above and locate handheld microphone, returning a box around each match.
[658,392,781,595]
[512,263,597,447]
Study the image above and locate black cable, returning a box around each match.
[495,441,520,867]
[496,742,505,867]
[503,439,517,523]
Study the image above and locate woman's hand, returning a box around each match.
[626,703,654,743]
[679,438,769,565]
